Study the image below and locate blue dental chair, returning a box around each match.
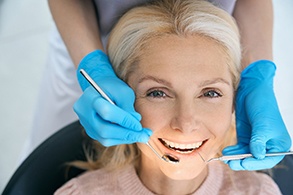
[2,120,293,195]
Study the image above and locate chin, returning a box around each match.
[159,159,207,180]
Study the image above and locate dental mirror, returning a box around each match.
[163,154,180,163]
[146,142,180,164]
[80,69,180,164]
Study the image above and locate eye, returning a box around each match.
[203,90,222,98]
[147,90,167,98]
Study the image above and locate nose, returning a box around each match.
[170,100,200,133]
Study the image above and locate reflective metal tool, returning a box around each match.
[204,151,293,163]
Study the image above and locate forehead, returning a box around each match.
[135,35,232,83]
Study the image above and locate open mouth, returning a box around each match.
[159,138,206,154]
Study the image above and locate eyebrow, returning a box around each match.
[138,75,172,87]
[198,78,231,87]
[138,75,231,87]
[138,75,230,87]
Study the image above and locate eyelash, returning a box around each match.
[146,89,222,99]
[202,89,222,98]
[146,89,167,98]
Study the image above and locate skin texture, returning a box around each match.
[127,35,235,195]
[48,0,103,66]
[232,0,273,68]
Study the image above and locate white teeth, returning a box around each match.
[161,139,203,150]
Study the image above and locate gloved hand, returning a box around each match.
[222,60,292,170]
[74,50,152,146]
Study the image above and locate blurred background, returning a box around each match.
[0,0,292,192]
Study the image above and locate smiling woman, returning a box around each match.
[130,34,236,181]
[55,0,281,194]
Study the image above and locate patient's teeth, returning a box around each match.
[160,138,204,152]
[195,142,202,148]
[174,143,179,148]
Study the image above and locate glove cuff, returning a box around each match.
[78,50,111,72]
[241,60,276,82]
[77,50,114,91]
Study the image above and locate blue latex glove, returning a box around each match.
[223,60,292,170]
[74,50,152,146]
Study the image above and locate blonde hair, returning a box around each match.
[78,0,241,171]
[108,0,241,88]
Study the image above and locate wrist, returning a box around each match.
[78,50,107,69]
[241,60,276,83]
[77,50,115,91]
[78,50,114,75]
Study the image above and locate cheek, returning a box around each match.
[212,111,233,139]
[200,99,233,142]
[206,108,233,154]
[135,100,170,131]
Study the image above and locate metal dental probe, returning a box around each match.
[79,69,180,164]
[200,151,293,163]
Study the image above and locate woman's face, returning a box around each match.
[128,35,234,180]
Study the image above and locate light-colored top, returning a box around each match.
[54,161,281,195]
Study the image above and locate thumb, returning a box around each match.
[112,83,141,121]
[119,100,141,122]
[249,135,267,159]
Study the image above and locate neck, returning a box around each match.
[137,159,208,195]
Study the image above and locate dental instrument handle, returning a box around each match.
[265,151,293,156]
[218,153,253,161]
[146,142,167,161]
[207,154,251,162]
[209,151,293,162]
[80,69,115,105]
